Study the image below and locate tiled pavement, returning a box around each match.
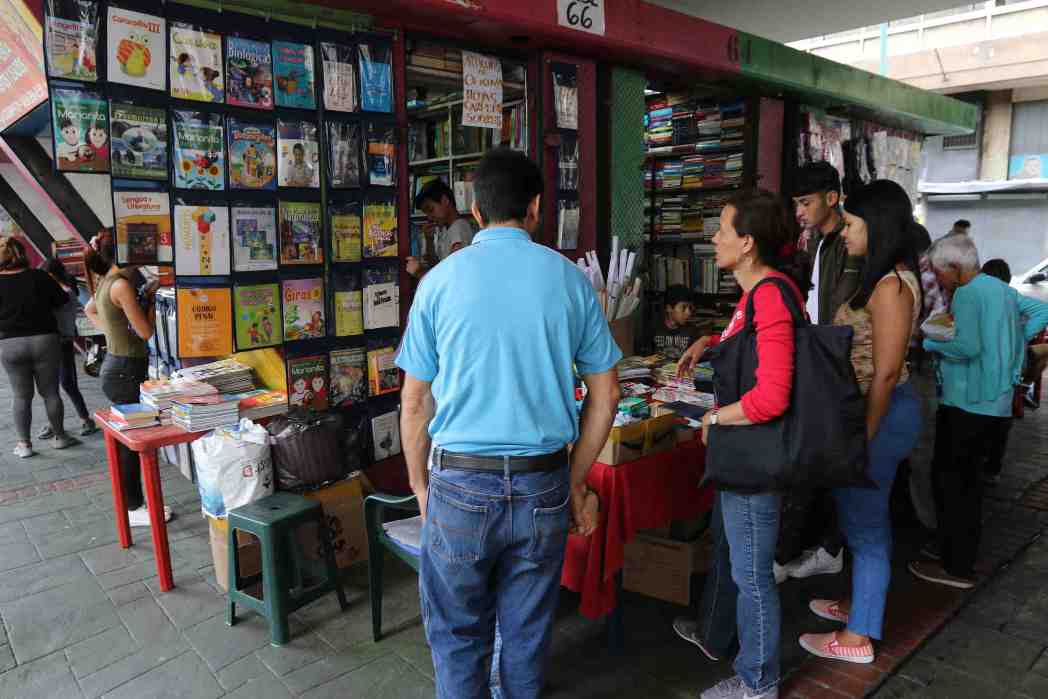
[2,367,1048,698]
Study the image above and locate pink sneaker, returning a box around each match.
[809,599,850,624]
[799,631,874,664]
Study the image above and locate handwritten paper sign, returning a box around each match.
[557,0,606,36]
[461,50,502,130]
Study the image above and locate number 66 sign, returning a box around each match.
[557,0,606,36]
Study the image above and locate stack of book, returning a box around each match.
[140,379,217,412]
[171,395,241,432]
[109,403,160,431]
[171,359,255,394]
[230,389,289,421]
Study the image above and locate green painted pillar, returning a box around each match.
[608,67,647,249]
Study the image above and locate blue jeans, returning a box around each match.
[697,489,782,694]
[420,453,571,699]
[834,381,921,639]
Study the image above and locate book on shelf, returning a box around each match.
[237,389,289,420]
[371,409,402,460]
[287,354,328,411]
[329,348,367,408]
[174,204,230,276]
[367,346,401,396]
[282,277,325,341]
[363,266,399,330]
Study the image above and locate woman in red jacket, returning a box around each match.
[672,190,807,699]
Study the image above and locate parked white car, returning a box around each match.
[1012,259,1048,304]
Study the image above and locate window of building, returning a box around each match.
[1009,100,1048,179]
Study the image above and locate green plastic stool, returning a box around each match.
[226,492,348,646]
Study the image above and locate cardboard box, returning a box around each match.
[208,516,262,592]
[623,532,699,606]
[644,414,679,456]
[597,420,647,465]
[298,474,369,571]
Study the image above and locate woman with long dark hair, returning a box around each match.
[673,189,808,699]
[798,180,923,664]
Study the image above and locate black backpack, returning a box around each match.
[705,277,872,493]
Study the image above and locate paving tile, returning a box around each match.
[95,560,160,591]
[27,514,119,559]
[1002,589,1048,644]
[0,553,91,603]
[216,653,278,692]
[0,539,40,572]
[117,595,182,645]
[65,626,138,679]
[380,622,434,680]
[224,677,294,699]
[77,639,190,699]
[1013,672,1048,699]
[921,620,1044,689]
[280,642,391,695]
[97,650,223,699]
[21,511,70,535]
[0,644,14,673]
[0,521,27,545]
[0,489,90,524]
[300,653,434,699]
[255,632,335,677]
[152,579,227,630]
[184,612,273,672]
[80,543,139,576]
[0,651,82,698]
[106,581,152,607]
[1032,649,1048,677]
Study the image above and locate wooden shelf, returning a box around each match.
[407,65,525,91]
[409,151,487,168]
[409,97,525,118]
[644,145,745,159]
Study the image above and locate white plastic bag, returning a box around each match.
[191,419,273,518]
[921,311,955,343]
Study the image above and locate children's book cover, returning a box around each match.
[358,43,392,113]
[113,191,172,266]
[51,88,108,173]
[174,204,230,276]
[176,287,233,358]
[234,283,282,350]
[231,206,278,272]
[326,121,361,188]
[277,120,319,188]
[278,201,322,265]
[330,203,362,262]
[107,7,165,90]
[273,41,316,109]
[45,0,99,81]
[287,355,328,411]
[282,278,325,341]
[367,346,401,396]
[329,348,367,408]
[371,409,402,460]
[169,23,224,103]
[320,42,356,113]
[226,36,273,109]
[366,123,396,186]
[362,200,397,258]
[172,111,224,189]
[109,103,168,180]
[227,118,276,190]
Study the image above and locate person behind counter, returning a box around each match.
[406,179,477,279]
[652,284,700,360]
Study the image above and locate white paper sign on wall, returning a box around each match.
[461,50,503,130]
[557,0,606,36]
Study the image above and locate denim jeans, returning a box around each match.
[696,489,782,695]
[100,355,148,511]
[834,382,921,639]
[420,451,571,699]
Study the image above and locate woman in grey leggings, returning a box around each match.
[0,237,78,457]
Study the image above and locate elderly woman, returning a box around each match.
[911,235,1048,589]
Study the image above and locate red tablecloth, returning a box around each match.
[561,439,715,619]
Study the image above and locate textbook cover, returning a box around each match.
[287,355,328,411]
[109,103,168,180]
[227,118,276,190]
[330,202,362,262]
[169,23,224,103]
[363,265,399,330]
[234,283,282,350]
[282,277,325,341]
[226,36,273,109]
[51,88,108,173]
[231,205,278,272]
[367,346,400,396]
[277,120,319,188]
[366,123,396,186]
[174,204,230,276]
[107,7,165,90]
[278,201,322,265]
[172,110,224,189]
[321,42,356,112]
[326,121,361,188]
[358,43,392,113]
[329,348,367,408]
[45,0,99,81]
[176,287,233,358]
[371,409,402,460]
[273,41,316,109]
[113,191,172,266]
[362,200,397,258]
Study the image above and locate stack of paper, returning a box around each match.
[140,379,218,411]
[171,359,255,393]
[171,395,241,432]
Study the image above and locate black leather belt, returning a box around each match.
[435,448,568,474]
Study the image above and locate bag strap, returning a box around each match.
[742,276,808,331]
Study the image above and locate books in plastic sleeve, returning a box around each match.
[326,121,361,188]
[277,120,320,188]
[112,403,160,421]
[278,201,322,265]
[334,290,363,337]
[371,409,401,460]
[227,118,276,190]
[363,266,399,331]
[329,348,367,408]
[234,283,282,350]
[287,354,328,411]
[367,346,400,396]
[358,43,392,113]
[362,201,397,258]
[109,103,168,180]
[330,203,362,262]
[172,111,224,190]
[51,88,108,173]
[273,41,316,109]
[169,23,224,103]
[113,191,172,265]
[231,206,278,272]
[225,36,273,109]
[176,287,233,358]
[238,389,288,420]
[174,204,230,276]
[106,7,165,90]
[282,277,325,341]
[366,123,396,186]
[45,0,99,81]
[321,42,357,112]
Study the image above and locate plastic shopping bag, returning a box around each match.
[191,419,274,518]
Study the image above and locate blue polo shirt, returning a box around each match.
[395,226,622,456]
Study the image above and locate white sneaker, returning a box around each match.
[786,547,844,579]
[13,443,34,458]
[128,506,174,527]
[773,562,789,585]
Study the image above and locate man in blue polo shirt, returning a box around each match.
[397,148,621,699]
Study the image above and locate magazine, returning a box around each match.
[176,287,233,358]
[334,290,363,337]
[174,204,230,276]
[278,201,322,265]
[366,123,396,186]
[363,265,399,330]
[321,42,356,112]
[231,206,278,272]
[110,103,167,180]
[169,22,224,103]
[113,191,172,265]
[273,41,316,109]
[106,7,165,90]
[226,36,273,109]
[234,283,282,350]
[51,88,108,173]
[362,200,397,258]
[367,346,400,396]
[277,120,320,188]
[358,43,392,113]
[227,118,276,190]
[330,203,362,262]
[329,348,367,408]
[172,111,224,190]
[282,277,325,341]
[371,409,402,459]
[287,355,328,411]
[45,0,99,81]
[326,121,361,188]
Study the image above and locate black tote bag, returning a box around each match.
[705,277,871,493]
